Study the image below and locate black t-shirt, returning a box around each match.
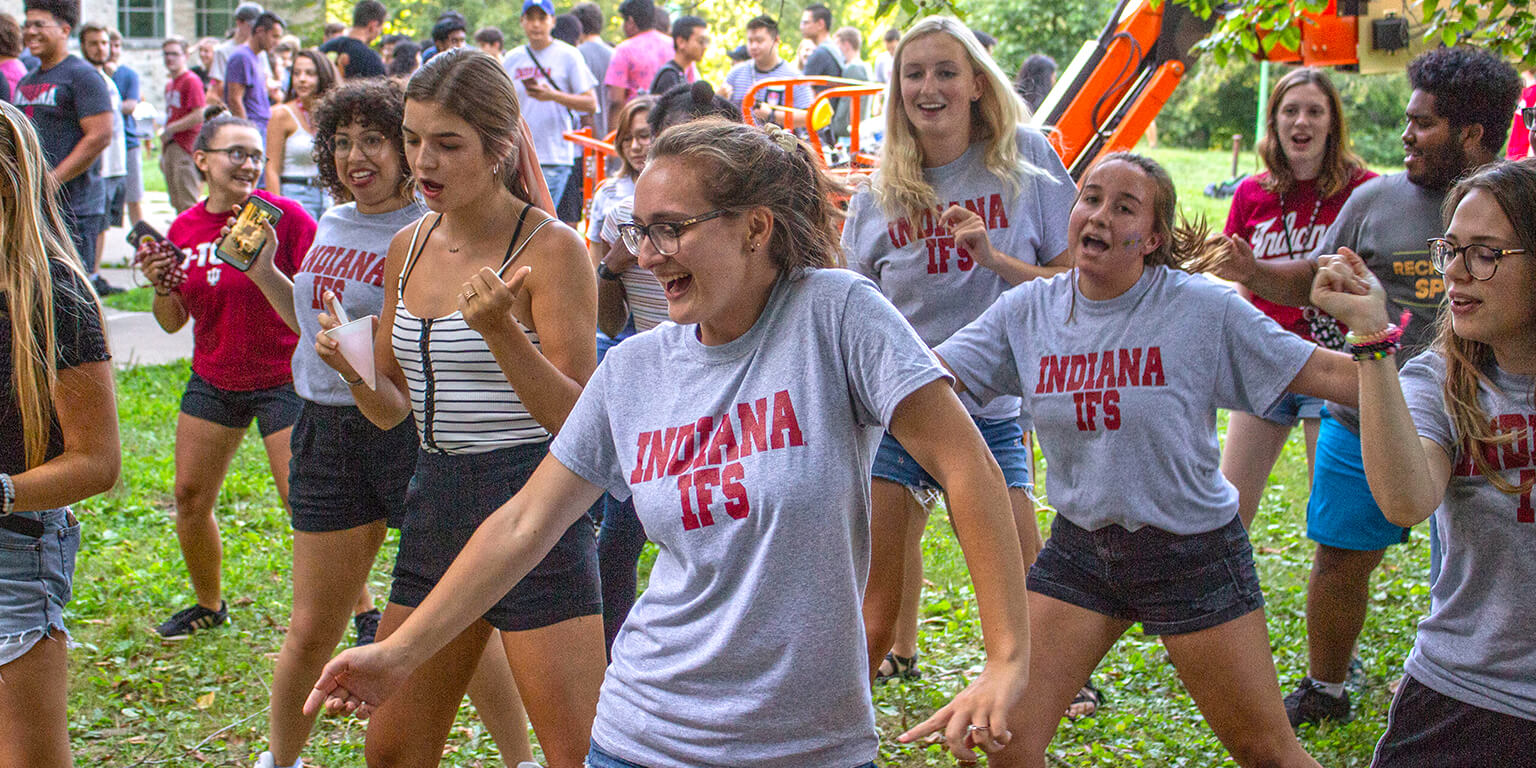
[14,55,112,217]
[0,73,10,103]
[650,60,686,96]
[0,259,111,475]
[320,36,386,79]
[804,43,842,90]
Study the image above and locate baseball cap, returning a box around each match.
[522,0,556,16]
[234,2,264,23]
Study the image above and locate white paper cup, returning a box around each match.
[325,315,377,390]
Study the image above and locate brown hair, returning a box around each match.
[613,95,654,178]
[648,119,846,273]
[284,48,337,104]
[1091,152,1217,271]
[1257,68,1367,200]
[405,47,531,201]
[0,13,23,58]
[1434,160,1536,494]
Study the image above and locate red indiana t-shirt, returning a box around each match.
[167,190,316,391]
[1223,169,1376,339]
[164,69,205,154]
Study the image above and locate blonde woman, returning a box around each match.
[841,14,1076,703]
[0,101,121,768]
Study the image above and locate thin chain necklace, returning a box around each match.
[1278,181,1323,257]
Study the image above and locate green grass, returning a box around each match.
[73,148,1422,766]
[101,286,157,313]
[141,144,167,194]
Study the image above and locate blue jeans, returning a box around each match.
[542,163,573,210]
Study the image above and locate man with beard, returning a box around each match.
[1220,45,1521,729]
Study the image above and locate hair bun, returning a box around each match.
[689,80,714,107]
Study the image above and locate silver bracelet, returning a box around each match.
[336,370,363,386]
[0,473,14,516]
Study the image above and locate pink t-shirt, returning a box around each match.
[0,59,25,96]
[604,29,679,96]
[1223,169,1375,340]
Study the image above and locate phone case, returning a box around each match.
[214,195,284,272]
[127,221,189,291]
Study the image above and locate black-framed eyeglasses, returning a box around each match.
[618,209,732,256]
[202,146,265,166]
[1427,237,1528,281]
[1523,106,1536,132]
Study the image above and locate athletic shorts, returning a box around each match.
[1306,411,1411,551]
[1028,514,1265,636]
[1372,674,1536,767]
[179,371,302,437]
[586,741,878,768]
[103,175,128,228]
[390,443,601,632]
[287,401,418,532]
[872,416,1034,492]
[0,509,79,667]
[1261,391,1325,426]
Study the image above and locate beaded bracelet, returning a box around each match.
[1352,342,1399,362]
[1348,323,1403,361]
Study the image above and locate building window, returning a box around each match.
[118,0,164,39]
[196,0,237,39]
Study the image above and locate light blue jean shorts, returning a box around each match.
[0,508,80,666]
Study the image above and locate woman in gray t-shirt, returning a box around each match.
[1312,160,1536,766]
[308,120,1035,768]
[844,14,1076,697]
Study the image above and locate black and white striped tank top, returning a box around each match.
[392,205,554,454]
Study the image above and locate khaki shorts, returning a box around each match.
[160,140,202,213]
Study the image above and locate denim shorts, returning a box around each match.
[180,371,302,437]
[1307,411,1411,551]
[1261,391,1325,426]
[280,181,330,224]
[1027,514,1265,635]
[585,741,878,768]
[872,416,1033,492]
[0,509,80,667]
[391,443,601,632]
[287,401,418,532]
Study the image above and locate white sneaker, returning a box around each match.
[255,753,303,768]
[516,763,542,768]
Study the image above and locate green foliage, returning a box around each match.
[959,0,1118,83]
[101,287,157,313]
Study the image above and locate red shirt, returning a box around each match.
[1507,83,1536,161]
[167,190,315,390]
[164,69,205,154]
[1223,169,1376,340]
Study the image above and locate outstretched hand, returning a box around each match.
[1310,247,1389,332]
[302,642,410,720]
[1208,234,1259,285]
[897,658,1026,762]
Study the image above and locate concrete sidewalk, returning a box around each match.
[96,190,194,368]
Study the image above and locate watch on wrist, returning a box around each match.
[596,262,623,281]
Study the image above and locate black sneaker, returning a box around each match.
[1285,677,1352,728]
[353,608,382,647]
[154,600,228,639]
[875,652,921,684]
[91,275,125,297]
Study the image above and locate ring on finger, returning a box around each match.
[967,724,989,734]
[461,289,477,301]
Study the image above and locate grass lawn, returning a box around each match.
[70,147,1427,766]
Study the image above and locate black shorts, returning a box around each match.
[103,175,128,228]
[180,371,302,437]
[1372,674,1536,767]
[390,443,601,632]
[1027,514,1265,635]
[287,401,418,533]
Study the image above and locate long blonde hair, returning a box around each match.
[1435,160,1536,494]
[0,102,96,468]
[873,16,1040,220]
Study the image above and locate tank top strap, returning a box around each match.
[499,203,535,272]
[399,214,443,292]
[500,203,557,277]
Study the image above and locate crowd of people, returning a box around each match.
[2,0,1535,766]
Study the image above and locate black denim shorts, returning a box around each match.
[1027,513,1265,635]
[1372,674,1536,768]
[180,371,302,437]
[287,401,418,533]
[390,443,601,632]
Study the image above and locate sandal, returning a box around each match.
[1066,682,1104,719]
[875,652,922,683]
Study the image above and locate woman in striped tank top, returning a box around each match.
[313,49,604,768]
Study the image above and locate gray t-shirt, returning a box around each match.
[1309,172,1446,427]
[938,266,1316,534]
[291,201,428,405]
[578,39,614,135]
[843,124,1075,422]
[503,41,597,167]
[551,268,946,768]
[1400,352,1536,721]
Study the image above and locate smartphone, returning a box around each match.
[126,220,187,262]
[521,77,539,90]
[214,195,284,272]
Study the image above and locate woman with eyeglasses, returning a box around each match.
[307,50,605,768]
[0,101,120,768]
[307,117,1032,768]
[134,105,317,640]
[239,78,536,768]
[1310,159,1536,767]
